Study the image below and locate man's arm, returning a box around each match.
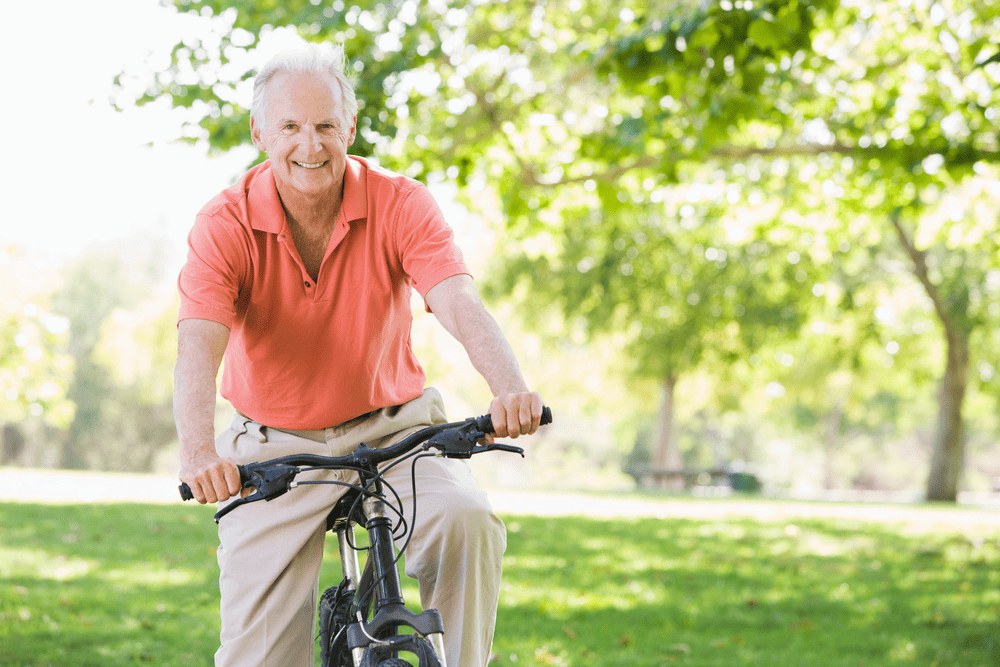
[174,318,241,504]
[424,274,543,437]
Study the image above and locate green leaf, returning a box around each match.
[747,18,785,51]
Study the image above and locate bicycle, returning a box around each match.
[180,406,552,667]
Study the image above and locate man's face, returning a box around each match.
[251,71,357,202]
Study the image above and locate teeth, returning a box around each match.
[295,161,327,169]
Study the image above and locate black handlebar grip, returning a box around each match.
[474,414,494,434]
[477,406,552,434]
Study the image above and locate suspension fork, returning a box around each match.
[336,523,363,592]
[362,478,405,613]
[345,466,448,666]
[334,522,368,667]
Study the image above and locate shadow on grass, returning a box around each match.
[493,514,1000,667]
[2,503,998,667]
[1,502,221,666]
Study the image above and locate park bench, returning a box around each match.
[626,466,762,493]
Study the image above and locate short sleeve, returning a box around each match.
[177,214,249,328]
[393,184,470,298]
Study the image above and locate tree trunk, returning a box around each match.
[653,373,682,473]
[925,327,969,502]
[823,402,843,491]
[889,211,970,504]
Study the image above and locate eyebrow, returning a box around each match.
[277,117,342,126]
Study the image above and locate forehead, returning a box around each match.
[265,70,344,120]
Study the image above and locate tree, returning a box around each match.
[0,246,75,464]
[482,0,1000,499]
[125,0,1000,500]
[49,242,179,471]
[87,293,179,472]
[689,1,1000,500]
[482,180,825,469]
[764,276,943,491]
[120,0,829,471]
[49,250,137,468]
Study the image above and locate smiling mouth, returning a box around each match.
[294,161,328,169]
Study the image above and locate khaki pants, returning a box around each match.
[213,389,506,667]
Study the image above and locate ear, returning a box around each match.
[250,115,266,152]
[347,116,357,148]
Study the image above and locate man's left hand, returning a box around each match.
[489,392,544,438]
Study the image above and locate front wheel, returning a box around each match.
[358,634,442,667]
[319,585,354,667]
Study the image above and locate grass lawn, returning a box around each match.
[1,499,998,666]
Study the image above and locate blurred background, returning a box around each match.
[2,0,998,505]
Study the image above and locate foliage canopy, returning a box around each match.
[109,0,1000,498]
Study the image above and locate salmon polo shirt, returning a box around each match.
[177,156,470,430]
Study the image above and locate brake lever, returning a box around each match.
[473,442,525,457]
[212,463,299,523]
[213,491,265,523]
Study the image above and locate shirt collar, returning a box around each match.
[246,162,285,234]
[245,157,368,233]
[341,155,368,224]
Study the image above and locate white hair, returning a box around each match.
[250,42,359,130]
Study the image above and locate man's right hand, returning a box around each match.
[180,452,242,504]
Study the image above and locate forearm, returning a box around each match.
[174,350,221,465]
[425,275,542,437]
[453,307,530,398]
[174,319,237,503]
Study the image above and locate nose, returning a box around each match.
[302,126,322,154]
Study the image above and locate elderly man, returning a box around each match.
[174,42,543,667]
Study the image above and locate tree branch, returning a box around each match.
[975,49,1000,69]
[517,141,1000,190]
[521,155,661,187]
[711,143,1000,162]
[888,208,953,332]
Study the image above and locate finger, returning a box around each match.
[510,392,541,437]
[519,397,535,435]
[490,400,509,438]
[198,478,218,505]
[530,393,544,433]
[191,481,209,505]
[182,473,210,505]
[506,398,522,438]
[211,471,233,503]
[225,461,242,496]
[206,459,242,503]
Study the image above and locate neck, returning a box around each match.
[275,179,344,232]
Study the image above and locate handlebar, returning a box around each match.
[178,407,552,506]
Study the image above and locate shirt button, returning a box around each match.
[304,281,312,287]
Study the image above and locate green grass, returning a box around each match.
[494,514,1000,667]
[1,501,998,666]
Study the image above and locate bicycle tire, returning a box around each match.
[358,634,442,667]
[319,585,354,667]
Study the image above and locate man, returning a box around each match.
[174,41,543,667]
